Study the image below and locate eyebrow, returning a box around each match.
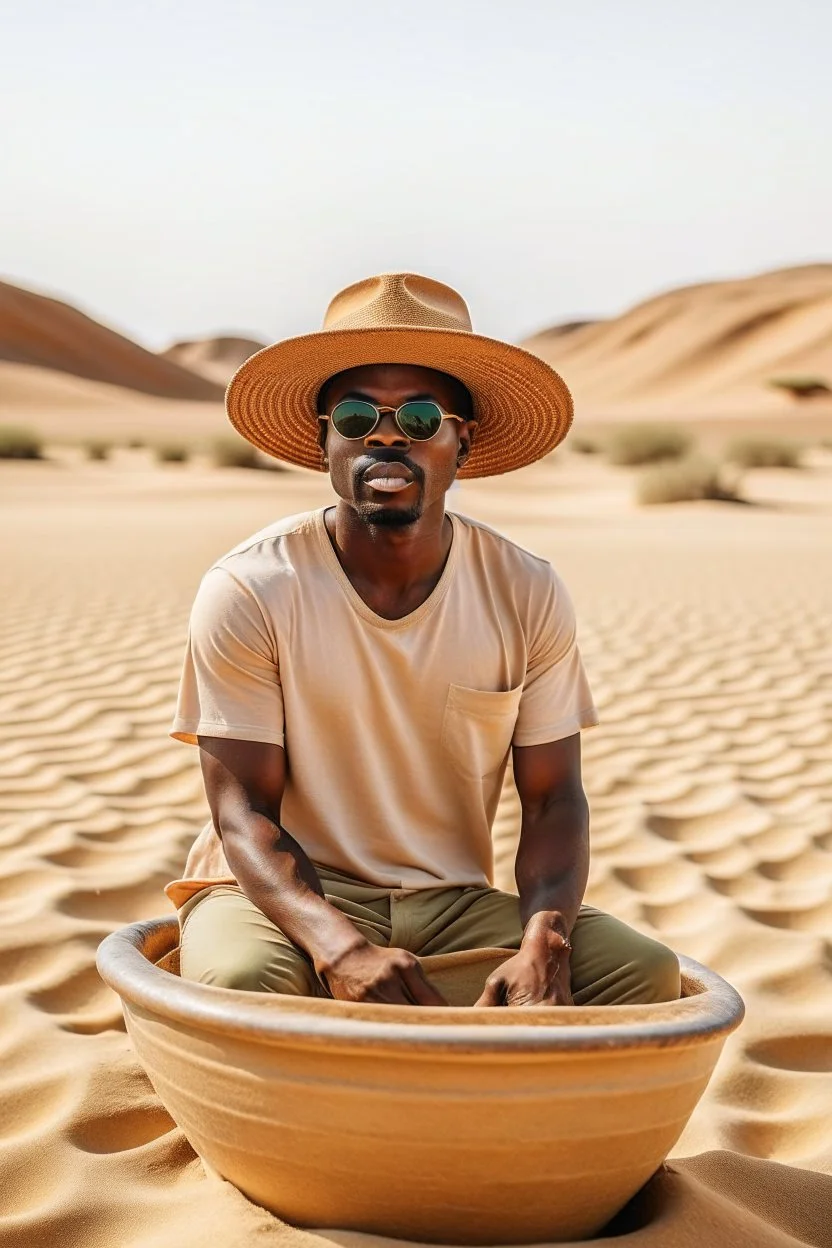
[338,390,443,404]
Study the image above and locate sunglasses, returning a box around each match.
[320,399,465,442]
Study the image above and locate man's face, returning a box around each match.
[320,363,477,528]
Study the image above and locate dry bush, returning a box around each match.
[0,425,43,460]
[210,434,268,469]
[725,436,804,469]
[768,375,830,400]
[568,433,602,454]
[606,423,694,466]
[155,442,189,463]
[84,438,111,461]
[126,437,146,449]
[636,455,742,505]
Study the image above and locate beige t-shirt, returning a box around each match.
[164,507,600,908]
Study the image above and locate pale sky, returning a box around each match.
[3,0,830,350]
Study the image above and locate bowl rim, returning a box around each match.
[96,915,744,1056]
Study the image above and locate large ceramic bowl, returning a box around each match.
[97,916,743,1245]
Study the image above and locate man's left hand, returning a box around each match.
[474,916,573,1007]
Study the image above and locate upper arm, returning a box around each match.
[197,735,286,835]
[512,733,585,813]
[171,567,285,748]
[511,567,600,749]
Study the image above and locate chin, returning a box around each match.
[361,502,423,527]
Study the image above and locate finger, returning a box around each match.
[401,963,448,1007]
[505,988,542,1008]
[543,989,574,1006]
[474,977,505,1008]
[542,966,574,1007]
[552,961,574,1006]
[367,977,413,1006]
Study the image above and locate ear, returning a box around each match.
[456,419,478,467]
[318,418,329,467]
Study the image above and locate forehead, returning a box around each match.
[323,363,459,403]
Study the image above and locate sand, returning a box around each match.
[1,444,831,1246]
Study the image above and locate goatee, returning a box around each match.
[363,504,422,527]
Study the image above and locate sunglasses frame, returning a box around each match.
[319,400,465,442]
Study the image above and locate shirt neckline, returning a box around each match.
[313,506,460,631]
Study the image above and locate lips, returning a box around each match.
[362,463,414,492]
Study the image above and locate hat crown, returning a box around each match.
[323,272,473,334]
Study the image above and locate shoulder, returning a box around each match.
[202,508,322,595]
[451,511,576,638]
[451,510,563,591]
[189,508,322,630]
[211,508,321,574]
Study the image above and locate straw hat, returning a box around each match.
[226,272,573,478]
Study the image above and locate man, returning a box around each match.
[165,272,680,1008]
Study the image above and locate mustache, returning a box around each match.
[353,450,425,486]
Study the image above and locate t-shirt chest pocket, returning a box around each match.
[440,682,524,779]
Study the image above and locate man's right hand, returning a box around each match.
[317,942,448,1006]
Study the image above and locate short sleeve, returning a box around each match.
[511,567,600,748]
[170,567,285,747]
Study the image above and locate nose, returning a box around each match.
[365,408,409,449]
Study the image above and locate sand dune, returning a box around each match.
[1,451,831,1246]
[0,361,170,413]
[162,336,268,385]
[0,279,222,400]
[525,263,832,416]
[0,361,228,444]
[5,264,832,443]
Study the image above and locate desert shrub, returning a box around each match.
[605,423,694,466]
[0,425,43,460]
[568,433,601,454]
[210,434,265,469]
[768,376,831,400]
[155,442,189,463]
[84,438,111,461]
[126,437,145,449]
[725,436,804,469]
[636,455,741,505]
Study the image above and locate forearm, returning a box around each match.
[515,792,590,940]
[219,811,367,973]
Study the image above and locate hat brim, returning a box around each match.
[225,326,573,479]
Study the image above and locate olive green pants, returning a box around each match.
[177,864,680,1005]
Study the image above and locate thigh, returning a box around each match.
[178,885,320,995]
[569,905,681,1005]
[413,892,679,1006]
[178,879,394,996]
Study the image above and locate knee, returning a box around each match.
[179,939,269,992]
[636,939,681,1003]
[204,953,271,993]
[177,893,319,996]
[187,944,317,996]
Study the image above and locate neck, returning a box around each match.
[324,497,453,616]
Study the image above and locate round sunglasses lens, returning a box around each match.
[396,401,443,440]
[330,400,378,439]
